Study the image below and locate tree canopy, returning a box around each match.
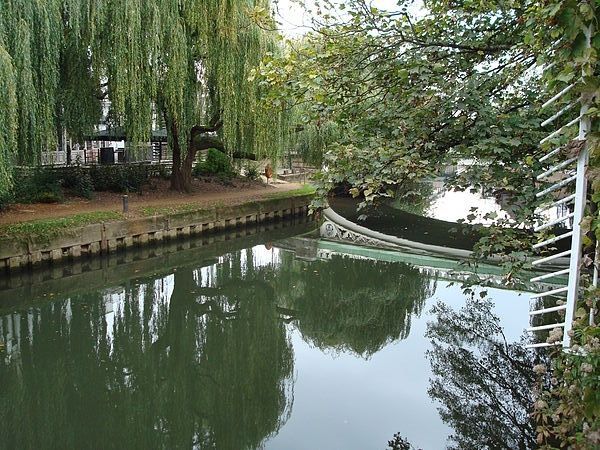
[256,0,600,282]
[0,0,287,194]
[258,2,600,443]
[259,0,542,206]
[258,0,598,219]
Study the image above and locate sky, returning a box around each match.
[275,0,409,36]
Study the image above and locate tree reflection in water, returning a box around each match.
[0,249,294,450]
[425,297,550,450]
[274,253,436,357]
[0,246,438,449]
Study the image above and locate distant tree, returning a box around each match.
[386,433,421,450]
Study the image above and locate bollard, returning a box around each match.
[122,194,129,213]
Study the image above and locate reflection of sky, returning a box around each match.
[104,275,175,350]
[424,180,569,228]
[104,289,125,352]
[149,275,174,345]
[265,282,527,450]
[246,245,282,270]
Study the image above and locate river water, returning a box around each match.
[0,220,530,450]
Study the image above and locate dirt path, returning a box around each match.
[0,179,307,225]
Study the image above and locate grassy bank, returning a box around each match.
[265,184,316,199]
[138,185,317,217]
[0,186,316,241]
[0,211,123,240]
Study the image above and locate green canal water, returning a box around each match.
[0,221,531,449]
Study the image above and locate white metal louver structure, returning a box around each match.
[527,25,595,350]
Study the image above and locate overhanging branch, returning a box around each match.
[190,119,256,160]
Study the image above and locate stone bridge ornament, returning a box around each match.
[319,219,395,249]
[320,220,339,238]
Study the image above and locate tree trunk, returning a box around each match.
[179,149,196,192]
[169,120,186,191]
[171,154,197,192]
[169,128,198,192]
[169,118,257,192]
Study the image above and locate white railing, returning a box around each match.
[528,25,594,349]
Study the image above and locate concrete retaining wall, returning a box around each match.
[0,194,313,272]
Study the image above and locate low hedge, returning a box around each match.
[9,164,154,204]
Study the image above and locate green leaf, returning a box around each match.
[555,71,575,83]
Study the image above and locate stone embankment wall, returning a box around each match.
[0,216,315,305]
[0,195,313,272]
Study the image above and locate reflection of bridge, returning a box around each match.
[276,235,566,293]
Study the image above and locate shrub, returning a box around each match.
[13,167,64,203]
[0,190,13,211]
[195,148,233,177]
[36,191,64,203]
[244,162,260,180]
[122,164,150,192]
[63,165,94,199]
[533,317,600,448]
[89,164,150,193]
[157,164,171,180]
[5,163,153,206]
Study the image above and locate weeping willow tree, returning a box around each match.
[0,0,286,193]
[0,46,17,200]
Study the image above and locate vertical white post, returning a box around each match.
[563,143,588,348]
[591,239,599,326]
